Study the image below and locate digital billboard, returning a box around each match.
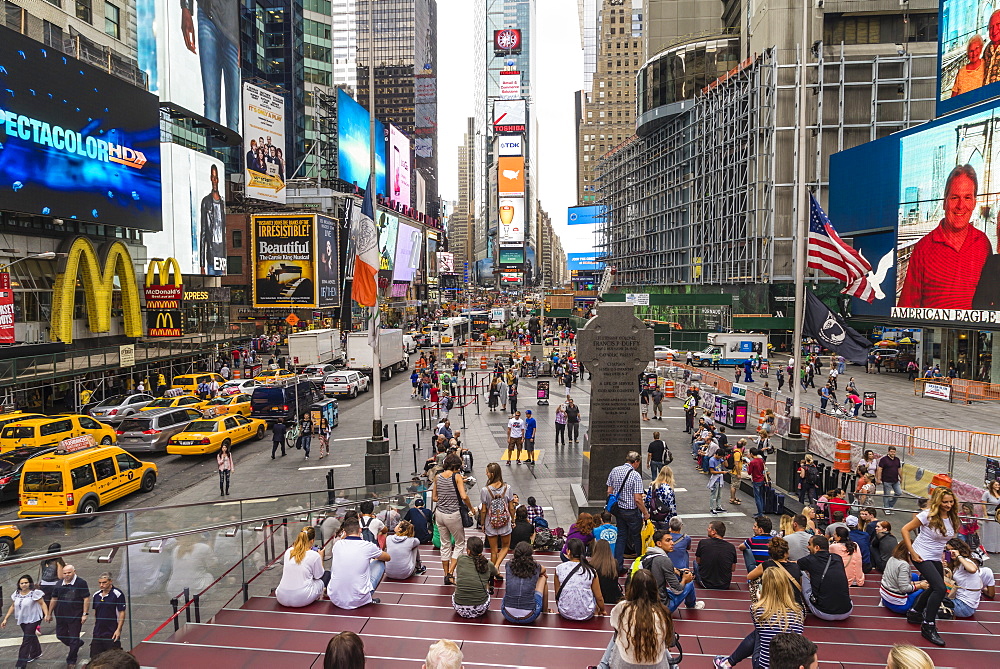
[337,89,386,195]
[498,157,525,197]
[145,144,226,275]
[243,83,286,203]
[377,211,400,272]
[499,248,524,265]
[494,28,522,55]
[389,124,412,208]
[830,98,1000,322]
[567,253,604,272]
[938,0,1000,116]
[493,99,527,134]
[498,198,525,244]
[498,135,523,157]
[394,222,423,282]
[500,71,522,99]
[0,26,162,230]
[568,205,605,226]
[316,214,339,308]
[136,0,241,132]
[252,214,317,309]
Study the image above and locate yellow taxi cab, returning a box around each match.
[167,414,267,455]
[171,373,226,393]
[0,524,22,560]
[0,415,117,453]
[253,369,296,383]
[18,436,158,517]
[0,412,44,431]
[140,395,206,412]
[200,394,252,418]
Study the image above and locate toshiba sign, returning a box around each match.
[498,135,523,157]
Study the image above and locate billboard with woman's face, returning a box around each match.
[939,0,1000,115]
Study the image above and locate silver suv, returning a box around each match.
[114,407,203,453]
[89,394,156,422]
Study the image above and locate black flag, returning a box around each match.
[803,291,872,365]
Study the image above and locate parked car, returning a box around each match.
[323,371,370,398]
[114,407,204,453]
[219,379,257,396]
[0,446,58,502]
[301,364,339,384]
[88,394,156,422]
[0,415,117,452]
[249,379,322,424]
[167,415,267,456]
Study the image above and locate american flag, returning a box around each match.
[808,194,875,303]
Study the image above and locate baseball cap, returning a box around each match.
[414,498,425,506]
[525,410,532,415]
[846,515,859,527]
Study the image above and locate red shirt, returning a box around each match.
[828,497,850,519]
[747,457,766,483]
[899,222,992,309]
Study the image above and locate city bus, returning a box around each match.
[429,317,471,346]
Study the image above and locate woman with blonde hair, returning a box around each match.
[385,520,426,580]
[901,487,960,646]
[800,506,818,534]
[480,462,515,574]
[645,465,678,530]
[713,567,805,669]
[275,527,328,607]
[886,644,934,669]
[593,569,674,669]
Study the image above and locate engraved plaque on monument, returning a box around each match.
[574,303,654,504]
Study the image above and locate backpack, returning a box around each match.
[360,517,378,545]
[487,485,511,528]
[532,527,564,552]
[445,396,455,410]
[805,464,820,485]
[725,451,737,471]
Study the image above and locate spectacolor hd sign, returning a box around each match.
[0,25,162,230]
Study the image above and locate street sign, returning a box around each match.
[625,293,650,305]
[285,314,300,326]
[119,344,135,367]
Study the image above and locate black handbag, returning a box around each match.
[453,474,474,528]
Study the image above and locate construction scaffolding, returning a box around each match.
[598,45,937,304]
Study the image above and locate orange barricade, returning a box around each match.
[800,424,811,440]
[664,379,675,398]
[834,440,852,472]
[480,356,487,370]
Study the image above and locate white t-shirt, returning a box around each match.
[275,548,325,608]
[384,535,420,580]
[360,515,386,537]
[508,418,525,438]
[953,563,983,609]
[981,568,996,589]
[328,537,384,609]
[11,589,44,625]
[911,510,956,562]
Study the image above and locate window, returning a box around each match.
[40,420,72,437]
[78,416,103,429]
[116,453,141,471]
[224,417,239,430]
[43,21,63,48]
[71,464,96,489]
[76,0,93,23]
[227,256,242,275]
[94,457,116,481]
[232,230,243,249]
[104,2,120,39]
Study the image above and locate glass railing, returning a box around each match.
[0,483,414,662]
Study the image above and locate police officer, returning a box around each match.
[90,572,126,658]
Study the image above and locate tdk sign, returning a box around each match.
[498,135,523,157]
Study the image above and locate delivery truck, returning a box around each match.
[288,329,344,367]
[346,329,408,380]
[692,333,768,366]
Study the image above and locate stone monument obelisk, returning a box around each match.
[572,303,654,513]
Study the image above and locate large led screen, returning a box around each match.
[498,157,525,197]
[830,99,1000,322]
[252,214,317,309]
[567,253,605,272]
[146,143,226,275]
[393,222,423,282]
[243,83,286,203]
[498,198,525,244]
[389,124,411,208]
[938,0,1000,116]
[377,211,400,272]
[136,0,241,132]
[337,89,386,195]
[568,205,605,226]
[317,214,339,307]
[493,99,526,134]
[0,26,162,230]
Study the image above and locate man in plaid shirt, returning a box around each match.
[607,452,650,571]
[525,496,544,524]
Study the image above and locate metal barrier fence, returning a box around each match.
[912,377,1000,403]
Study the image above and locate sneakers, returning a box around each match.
[415,565,427,575]
[516,460,521,465]
[885,509,894,515]
[713,656,731,669]
[906,609,924,625]
[711,509,719,515]
[371,597,381,605]
[921,622,945,647]
[693,601,706,610]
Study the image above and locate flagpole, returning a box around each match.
[790,0,810,438]
[368,0,383,432]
